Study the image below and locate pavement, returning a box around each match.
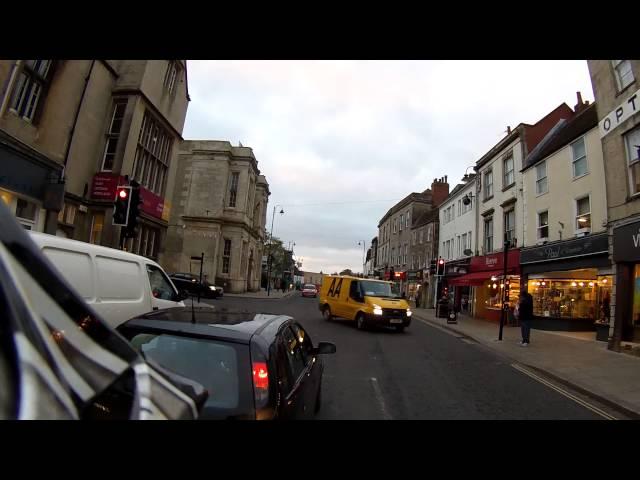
[223,288,298,299]
[411,307,640,418]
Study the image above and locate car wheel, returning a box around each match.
[356,312,366,330]
[322,305,333,322]
[395,325,405,333]
[314,384,322,414]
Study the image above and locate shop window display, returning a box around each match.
[527,275,612,321]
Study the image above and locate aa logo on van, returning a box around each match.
[326,278,343,298]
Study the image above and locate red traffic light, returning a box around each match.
[118,189,128,199]
[438,259,445,265]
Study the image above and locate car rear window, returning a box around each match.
[130,333,254,419]
[304,285,316,289]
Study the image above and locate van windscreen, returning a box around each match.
[360,281,400,299]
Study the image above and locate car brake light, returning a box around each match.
[252,362,269,390]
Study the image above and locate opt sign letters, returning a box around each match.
[599,88,640,138]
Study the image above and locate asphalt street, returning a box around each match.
[205,293,603,420]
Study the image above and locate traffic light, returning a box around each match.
[113,186,132,226]
[437,258,445,276]
[429,259,437,275]
[125,181,143,238]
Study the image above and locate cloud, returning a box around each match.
[183,60,594,273]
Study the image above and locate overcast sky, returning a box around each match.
[183,60,594,274]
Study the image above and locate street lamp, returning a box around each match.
[462,165,476,182]
[266,204,284,296]
[358,240,366,277]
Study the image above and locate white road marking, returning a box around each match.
[511,363,617,420]
[370,377,392,420]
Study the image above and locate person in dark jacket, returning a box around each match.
[518,289,534,346]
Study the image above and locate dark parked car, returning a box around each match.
[117,307,336,420]
[169,273,220,299]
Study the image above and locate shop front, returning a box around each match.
[442,258,471,313]
[407,269,424,302]
[449,249,521,322]
[612,219,640,343]
[520,232,610,332]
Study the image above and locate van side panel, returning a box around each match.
[95,256,144,301]
[41,247,95,301]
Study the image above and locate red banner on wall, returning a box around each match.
[90,173,125,200]
[90,173,165,220]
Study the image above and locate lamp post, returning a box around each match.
[266,204,284,296]
[357,240,366,278]
[498,238,510,341]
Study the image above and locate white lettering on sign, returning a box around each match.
[599,88,640,138]
[633,229,640,248]
[486,257,498,266]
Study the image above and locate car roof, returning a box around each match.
[121,306,293,344]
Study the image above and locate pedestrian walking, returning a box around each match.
[517,289,534,346]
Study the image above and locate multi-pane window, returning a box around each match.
[132,111,173,195]
[571,137,588,178]
[406,211,410,228]
[404,244,408,265]
[484,169,493,199]
[412,231,417,246]
[223,239,232,274]
[535,161,548,195]
[15,198,38,230]
[412,255,416,269]
[164,61,181,95]
[10,60,53,122]
[391,248,395,266]
[393,219,397,234]
[399,214,404,232]
[503,154,515,187]
[89,213,104,245]
[101,99,127,171]
[538,211,549,239]
[57,203,77,225]
[576,196,591,230]
[123,225,160,259]
[504,209,515,244]
[484,217,493,253]
[468,231,472,252]
[461,233,467,256]
[228,172,240,208]
[625,126,640,196]
[612,60,635,91]
[419,229,424,244]
[418,255,422,268]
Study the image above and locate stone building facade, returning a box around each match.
[0,60,190,262]
[161,140,269,293]
[588,60,640,348]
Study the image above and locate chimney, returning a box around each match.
[431,177,450,208]
[507,126,511,135]
[574,91,587,113]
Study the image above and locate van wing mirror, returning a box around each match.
[177,289,190,301]
[313,342,336,355]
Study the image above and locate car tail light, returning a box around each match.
[252,362,269,390]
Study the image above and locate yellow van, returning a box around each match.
[318,275,411,332]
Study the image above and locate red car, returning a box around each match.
[301,284,318,298]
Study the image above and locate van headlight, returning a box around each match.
[373,304,383,315]
[209,286,216,291]
[406,309,412,317]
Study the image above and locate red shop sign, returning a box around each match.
[140,186,164,220]
[470,249,520,273]
[90,173,126,200]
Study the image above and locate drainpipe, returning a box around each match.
[0,60,22,117]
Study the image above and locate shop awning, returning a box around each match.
[448,270,514,286]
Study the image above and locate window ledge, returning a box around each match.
[483,195,494,203]
[615,80,637,98]
[535,190,548,198]
[502,183,515,192]
[572,172,590,181]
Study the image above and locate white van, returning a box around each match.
[28,232,186,329]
